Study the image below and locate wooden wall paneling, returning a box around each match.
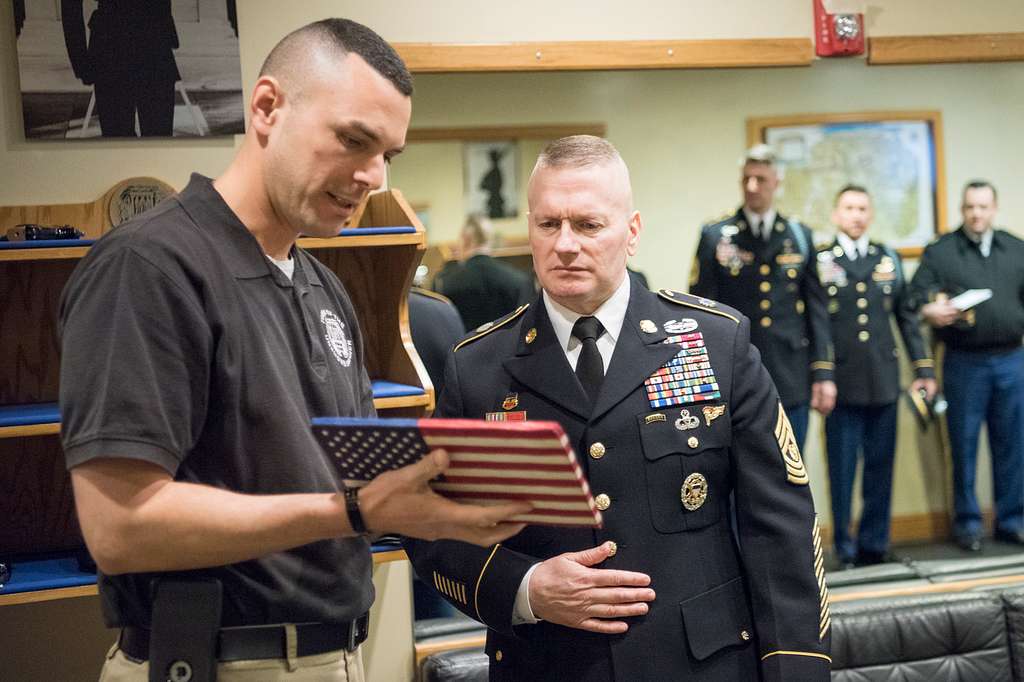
[0,436,82,555]
[0,260,78,405]
[0,201,109,239]
[407,123,607,143]
[869,32,1024,65]
[395,38,814,72]
[0,177,177,239]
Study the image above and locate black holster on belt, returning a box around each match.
[148,578,222,682]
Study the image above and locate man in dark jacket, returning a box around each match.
[690,144,835,450]
[406,135,830,681]
[910,180,1024,552]
[435,214,534,330]
[817,185,936,566]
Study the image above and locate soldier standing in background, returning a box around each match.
[817,185,936,567]
[690,144,835,449]
[910,180,1024,553]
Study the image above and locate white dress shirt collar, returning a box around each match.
[543,273,631,372]
[743,207,777,240]
[963,227,994,257]
[836,232,869,260]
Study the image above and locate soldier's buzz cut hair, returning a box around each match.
[963,179,998,203]
[536,135,622,169]
[835,184,870,204]
[259,18,413,96]
[744,143,777,166]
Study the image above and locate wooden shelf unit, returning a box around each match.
[0,183,431,603]
[0,548,409,608]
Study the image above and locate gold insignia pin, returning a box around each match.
[644,413,667,425]
[681,472,708,511]
[502,394,518,410]
[525,327,537,344]
[640,320,657,334]
[702,405,726,426]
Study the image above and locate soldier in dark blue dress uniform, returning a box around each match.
[690,145,835,450]
[405,136,830,681]
[815,186,936,566]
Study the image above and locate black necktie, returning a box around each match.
[572,316,605,402]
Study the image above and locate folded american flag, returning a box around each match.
[311,417,602,527]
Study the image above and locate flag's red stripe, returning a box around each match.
[512,509,599,517]
[439,490,590,502]
[421,424,565,439]
[442,476,580,487]
[446,461,575,472]
[428,444,566,455]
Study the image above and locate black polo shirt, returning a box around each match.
[910,227,1024,352]
[59,174,376,627]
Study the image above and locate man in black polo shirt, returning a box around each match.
[59,19,527,681]
[910,180,1024,553]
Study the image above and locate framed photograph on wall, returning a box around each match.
[746,111,947,257]
[13,0,244,139]
[464,141,518,220]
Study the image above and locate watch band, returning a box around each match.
[344,486,370,535]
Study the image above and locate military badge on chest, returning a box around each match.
[486,392,527,421]
[817,249,848,288]
[644,331,721,408]
[872,255,897,283]
[715,226,753,276]
[775,240,804,280]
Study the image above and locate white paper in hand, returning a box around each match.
[949,289,993,311]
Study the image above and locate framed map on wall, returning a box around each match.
[747,111,947,257]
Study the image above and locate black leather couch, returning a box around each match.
[418,556,1024,682]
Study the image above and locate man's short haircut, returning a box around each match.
[536,135,621,169]
[963,179,998,203]
[835,183,870,204]
[462,214,493,249]
[259,18,413,96]
[743,143,777,167]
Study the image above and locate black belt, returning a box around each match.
[120,615,369,663]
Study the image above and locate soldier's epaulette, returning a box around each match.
[703,212,734,229]
[411,286,454,306]
[454,304,529,352]
[657,289,740,324]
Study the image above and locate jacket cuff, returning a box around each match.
[912,359,936,379]
[760,650,831,681]
[810,361,834,383]
[474,545,537,636]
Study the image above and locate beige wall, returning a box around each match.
[390,60,1022,519]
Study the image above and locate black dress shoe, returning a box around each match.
[955,534,983,552]
[994,529,1024,545]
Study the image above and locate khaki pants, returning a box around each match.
[98,639,365,682]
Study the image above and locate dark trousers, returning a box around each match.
[94,74,176,137]
[786,402,810,453]
[825,403,898,561]
[943,347,1024,538]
